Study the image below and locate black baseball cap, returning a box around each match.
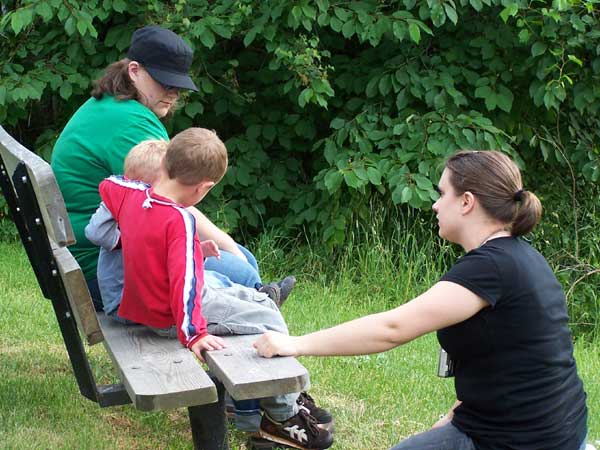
[127,25,198,92]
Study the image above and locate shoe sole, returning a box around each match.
[256,430,333,450]
[250,436,293,449]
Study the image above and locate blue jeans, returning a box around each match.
[389,423,475,450]
[204,244,261,288]
[87,243,260,310]
[86,277,103,312]
[390,424,588,450]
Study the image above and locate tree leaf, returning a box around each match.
[401,186,413,203]
[330,16,343,32]
[567,54,583,67]
[341,19,355,38]
[474,85,492,99]
[113,0,127,13]
[378,75,392,96]
[499,3,518,23]
[354,166,368,181]
[334,7,351,21]
[444,4,458,25]
[344,171,360,189]
[59,82,72,100]
[324,141,338,164]
[11,11,24,35]
[365,76,380,98]
[200,28,216,48]
[35,3,54,22]
[330,117,345,129]
[185,102,204,118]
[246,124,262,140]
[243,27,258,47]
[469,0,483,11]
[408,23,420,44]
[367,167,382,185]
[413,174,433,190]
[64,16,76,36]
[531,41,547,57]
[484,92,497,110]
[298,88,313,108]
[431,4,446,27]
[496,85,514,112]
[77,19,88,36]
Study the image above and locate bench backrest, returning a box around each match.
[0,126,102,345]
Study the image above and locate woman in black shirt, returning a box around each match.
[254,150,588,450]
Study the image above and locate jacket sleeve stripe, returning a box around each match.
[175,207,198,343]
[107,175,150,191]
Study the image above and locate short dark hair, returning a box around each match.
[445,150,542,236]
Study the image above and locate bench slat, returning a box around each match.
[53,246,103,345]
[0,127,101,346]
[206,335,310,400]
[0,127,74,247]
[98,315,218,411]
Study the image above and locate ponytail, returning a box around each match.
[511,190,542,236]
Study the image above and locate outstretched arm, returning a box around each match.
[187,207,247,262]
[254,281,488,357]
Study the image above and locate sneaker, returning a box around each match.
[249,436,291,449]
[258,409,333,449]
[296,392,333,431]
[259,276,296,307]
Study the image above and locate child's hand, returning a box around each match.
[253,331,299,358]
[200,240,220,259]
[190,334,226,362]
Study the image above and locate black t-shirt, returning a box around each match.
[437,237,587,450]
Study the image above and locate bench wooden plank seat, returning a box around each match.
[99,317,310,410]
[0,125,310,450]
[205,335,309,401]
[97,314,218,411]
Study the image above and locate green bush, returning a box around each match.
[0,0,598,331]
[1,0,599,241]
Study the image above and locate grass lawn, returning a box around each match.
[0,240,598,449]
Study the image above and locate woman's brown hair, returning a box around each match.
[90,58,138,100]
[90,58,178,118]
[445,150,542,236]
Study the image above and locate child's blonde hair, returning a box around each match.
[164,128,228,185]
[124,140,168,184]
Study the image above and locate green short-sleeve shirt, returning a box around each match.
[51,95,168,279]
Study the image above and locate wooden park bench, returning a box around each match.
[0,126,309,450]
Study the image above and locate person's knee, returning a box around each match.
[205,252,261,287]
[236,243,259,271]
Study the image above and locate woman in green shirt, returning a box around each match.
[52,26,261,310]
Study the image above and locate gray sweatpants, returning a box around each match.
[151,283,299,422]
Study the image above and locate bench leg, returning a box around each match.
[188,379,230,450]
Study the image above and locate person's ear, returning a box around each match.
[128,61,142,82]
[461,191,476,215]
[196,180,215,195]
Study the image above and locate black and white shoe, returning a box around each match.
[258,409,333,449]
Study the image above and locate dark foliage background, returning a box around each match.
[0,0,598,335]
